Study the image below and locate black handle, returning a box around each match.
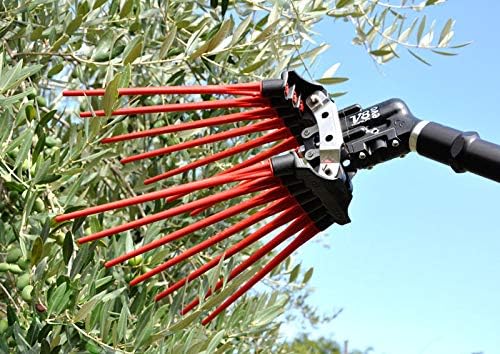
[414,121,500,183]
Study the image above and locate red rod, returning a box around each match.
[104,185,283,268]
[100,108,277,144]
[187,177,280,216]
[55,163,270,222]
[202,222,320,324]
[153,204,303,301]
[120,119,283,164]
[80,97,270,118]
[77,174,273,244]
[63,82,262,97]
[221,136,298,175]
[130,196,294,286]
[181,215,311,315]
[144,128,290,185]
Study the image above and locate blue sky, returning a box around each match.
[283,2,500,353]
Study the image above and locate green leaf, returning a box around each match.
[119,64,131,88]
[417,15,426,44]
[370,49,392,56]
[252,303,284,327]
[103,73,122,117]
[316,77,349,85]
[159,27,177,59]
[431,49,457,56]
[322,63,341,79]
[303,267,314,284]
[119,0,134,18]
[289,264,300,283]
[30,236,43,267]
[14,130,32,170]
[206,330,225,353]
[117,304,128,341]
[66,15,83,35]
[207,18,234,52]
[63,232,74,265]
[48,282,68,315]
[438,19,454,45]
[123,36,144,64]
[336,0,354,9]
[231,15,252,45]
[75,298,99,322]
[450,41,472,49]
[91,31,116,62]
[407,49,431,66]
[398,18,418,43]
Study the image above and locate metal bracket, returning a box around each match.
[304,90,343,180]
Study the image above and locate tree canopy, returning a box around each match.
[0,0,465,352]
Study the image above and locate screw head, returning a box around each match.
[305,150,314,158]
[391,139,400,147]
[358,152,366,160]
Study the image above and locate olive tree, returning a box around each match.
[0,0,465,352]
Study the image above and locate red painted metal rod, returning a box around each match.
[120,118,283,164]
[201,222,320,324]
[144,128,290,184]
[221,136,299,175]
[181,215,311,315]
[185,177,280,216]
[55,163,270,223]
[63,82,262,97]
[153,205,303,301]
[104,184,283,267]
[100,108,277,144]
[130,196,294,287]
[77,172,272,244]
[80,97,270,118]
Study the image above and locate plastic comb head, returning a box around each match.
[59,71,354,324]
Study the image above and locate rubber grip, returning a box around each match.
[416,122,500,183]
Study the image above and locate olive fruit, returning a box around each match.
[21,285,33,302]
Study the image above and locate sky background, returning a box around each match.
[281,2,500,353]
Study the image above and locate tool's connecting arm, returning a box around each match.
[338,98,500,183]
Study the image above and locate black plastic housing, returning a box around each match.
[340,98,420,172]
[271,152,352,230]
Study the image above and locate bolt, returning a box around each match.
[302,129,310,137]
[359,152,366,160]
[305,150,315,159]
[391,139,400,147]
[310,95,320,103]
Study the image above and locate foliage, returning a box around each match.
[280,333,373,354]
[0,0,464,352]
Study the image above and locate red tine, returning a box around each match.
[80,97,270,118]
[76,172,273,244]
[201,222,320,325]
[179,177,281,216]
[63,82,262,97]
[100,108,277,144]
[222,136,299,175]
[55,163,270,223]
[185,177,280,216]
[104,185,284,267]
[172,137,298,204]
[153,204,303,301]
[181,214,311,315]
[144,128,291,185]
[120,118,283,164]
[130,196,294,287]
